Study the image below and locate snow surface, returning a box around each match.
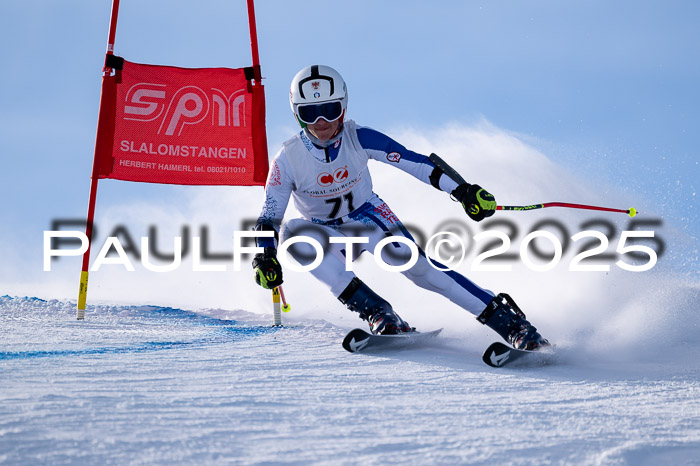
[3,123,699,464]
[1,294,699,465]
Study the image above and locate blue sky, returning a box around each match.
[0,1,698,295]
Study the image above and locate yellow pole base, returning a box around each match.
[77,271,88,320]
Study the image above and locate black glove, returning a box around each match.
[452,183,497,222]
[252,247,283,289]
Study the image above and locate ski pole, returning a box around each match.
[272,287,282,326]
[428,153,637,218]
[271,285,291,327]
[498,203,637,217]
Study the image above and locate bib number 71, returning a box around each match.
[325,192,355,219]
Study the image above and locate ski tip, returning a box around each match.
[342,328,371,353]
[482,342,512,367]
[482,341,556,368]
[341,327,443,353]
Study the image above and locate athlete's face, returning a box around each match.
[307,118,340,141]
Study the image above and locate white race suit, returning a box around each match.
[256,120,495,315]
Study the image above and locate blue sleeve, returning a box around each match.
[356,126,458,193]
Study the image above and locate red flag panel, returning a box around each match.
[93,59,268,186]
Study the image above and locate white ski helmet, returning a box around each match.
[289,65,348,127]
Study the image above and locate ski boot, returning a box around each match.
[338,277,412,335]
[477,293,550,350]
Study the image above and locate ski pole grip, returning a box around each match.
[429,153,467,186]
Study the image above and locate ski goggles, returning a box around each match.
[296,101,344,124]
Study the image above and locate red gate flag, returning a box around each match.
[92,57,268,186]
[77,0,269,319]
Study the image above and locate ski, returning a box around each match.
[482,341,554,368]
[342,328,442,353]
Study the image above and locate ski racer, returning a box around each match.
[252,65,550,350]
